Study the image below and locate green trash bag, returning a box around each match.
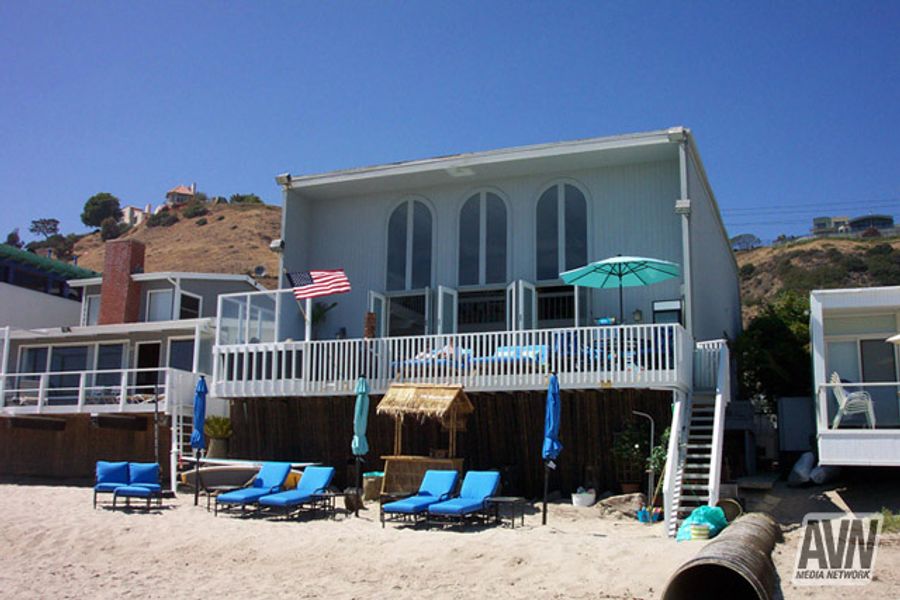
[676,505,728,541]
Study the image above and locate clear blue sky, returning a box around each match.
[1,1,897,245]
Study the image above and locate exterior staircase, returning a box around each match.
[664,340,731,537]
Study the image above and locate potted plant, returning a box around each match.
[204,416,233,458]
[612,422,647,494]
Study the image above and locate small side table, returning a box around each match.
[486,496,527,528]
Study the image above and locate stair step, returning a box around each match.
[682,484,710,490]
[686,444,713,449]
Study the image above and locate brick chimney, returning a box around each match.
[98,239,145,325]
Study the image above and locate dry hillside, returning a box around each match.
[73,203,282,287]
[736,237,900,323]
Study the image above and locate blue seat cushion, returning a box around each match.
[129,462,160,486]
[131,483,162,493]
[383,495,440,515]
[95,482,126,492]
[217,487,273,505]
[115,485,154,498]
[96,461,129,486]
[258,489,316,508]
[428,497,486,516]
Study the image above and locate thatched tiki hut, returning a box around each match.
[376,383,474,496]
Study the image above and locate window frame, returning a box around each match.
[384,196,435,292]
[179,290,203,320]
[533,179,591,282]
[146,288,175,322]
[166,335,197,372]
[456,188,511,288]
[82,294,101,326]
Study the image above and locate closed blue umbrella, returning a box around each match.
[189,376,208,506]
[560,255,680,323]
[542,373,562,525]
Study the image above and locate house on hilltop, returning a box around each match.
[165,183,197,207]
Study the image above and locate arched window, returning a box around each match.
[458,191,508,286]
[536,182,587,280]
[386,199,433,291]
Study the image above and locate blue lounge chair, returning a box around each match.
[381,470,458,528]
[428,471,500,523]
[470,345,548,371]
[94,460,129,508]
[215,462,292,516]
[258,466,336,517]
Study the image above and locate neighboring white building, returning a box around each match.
[810,285,900,466]
[120,204,152,226]
[165,183,196,207]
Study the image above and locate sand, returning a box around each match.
[0,484,897,599]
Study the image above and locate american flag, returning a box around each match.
[286,269,351,300]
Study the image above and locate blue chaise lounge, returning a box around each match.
[215,461,292,516]
[258,466,336,517]
[381,469,459,528]
[427,470,500,524]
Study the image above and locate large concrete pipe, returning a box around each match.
[662,513,782,600]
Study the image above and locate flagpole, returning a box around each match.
[305,298,312,341]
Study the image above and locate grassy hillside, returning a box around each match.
[73,203,282,288]
[736,237,900,323]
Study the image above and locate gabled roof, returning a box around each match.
[0,244,98,279]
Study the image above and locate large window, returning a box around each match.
[458,191,507,286]
[387,199,433,291]
[83,294,101,326]
[179,292,201,319]
[168,339,195,371]
[536,183,588,281]
[146,289,174,322]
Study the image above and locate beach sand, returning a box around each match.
[0,483,897,599]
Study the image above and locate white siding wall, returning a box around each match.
[687,152,742,341]
[0,283,82,329]
[285,159,687,339]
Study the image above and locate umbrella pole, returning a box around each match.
[193,451,201,506]
[542,462,549,526]
[618,281,624,324]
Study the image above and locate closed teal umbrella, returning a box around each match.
[351,377,370,457]
[560,256,680,323]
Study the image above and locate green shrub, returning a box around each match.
[147,211,179,228]
[100,217,122,241]
[183,200,208,219]
[196,217,208,226]
[739,263,756,279]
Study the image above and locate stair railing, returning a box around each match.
[706,342,731,507]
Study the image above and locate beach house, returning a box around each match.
[0,239,263,488]
[809,285,900,466]
[212,127,740,534]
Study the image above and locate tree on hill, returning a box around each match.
[5,228,24,248]
[229,193,263,205]
[29,218,60,239]
[730,233,761,251]
[81,193,123,228]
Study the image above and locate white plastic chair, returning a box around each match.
[830,372,876,429]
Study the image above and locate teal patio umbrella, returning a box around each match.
[560,256,680,323]
[351,377,370,516]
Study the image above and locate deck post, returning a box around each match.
[0,326,9,407]
[77,372,87,411]
[37,373,48,414]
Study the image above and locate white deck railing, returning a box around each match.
[693,339,727,391]
[0,367,198,415]
[816,381,900,431]
[213,323,694,397]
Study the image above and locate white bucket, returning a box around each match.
[571,489,596,507]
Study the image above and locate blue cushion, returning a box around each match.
[95,482,125,492]
[418,470,458,498]
[132,483,162,493]
[96,461,129,485]
[459,471,500,500]
[129,462,159,486]
[217,487,272,505]
[295,466,335,496]
[428,497,487,516]
[252,462,292,489]
[383,495,441,515]
[258,489,316,507]
[115,485,153,498]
